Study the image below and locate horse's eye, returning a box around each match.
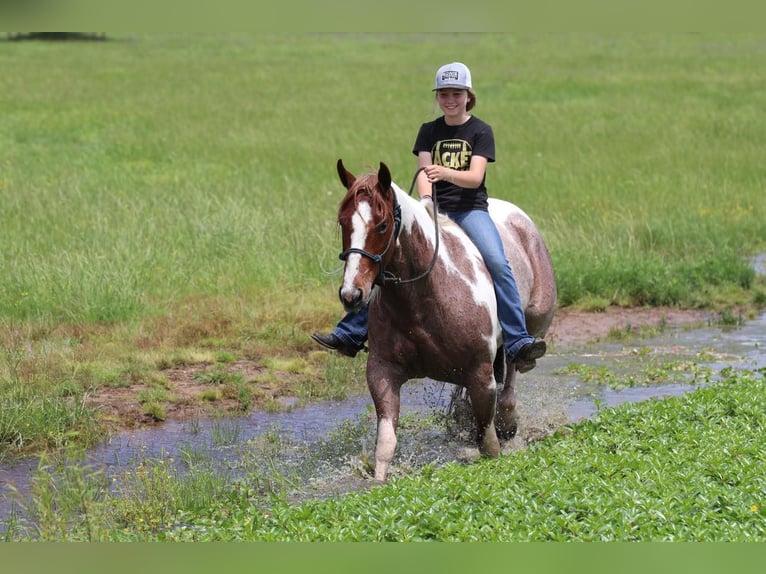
[376,221,389,234]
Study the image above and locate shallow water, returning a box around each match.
[1,256,764,528]
[562,309,764,418]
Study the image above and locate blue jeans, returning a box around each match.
[332,304,370,350]
[332,208,534,357]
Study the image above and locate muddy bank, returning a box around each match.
[547,305,712,347]
[86,305,715,431]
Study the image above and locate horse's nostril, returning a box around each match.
[339,288,353,303]
[339,287,365,312]
[348,289,362,307]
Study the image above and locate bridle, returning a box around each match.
[338,168,440,286]
[338,192,402,287]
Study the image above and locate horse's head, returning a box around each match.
[336,159,401,313]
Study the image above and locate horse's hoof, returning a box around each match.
[496,423,518,441]
[496,404,519,440]
[458,447,481,462]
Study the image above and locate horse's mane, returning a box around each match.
[338,172,392,227]
[338,170,458,232]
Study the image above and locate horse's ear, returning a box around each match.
[337,159,355,190]
[378,162,392,192]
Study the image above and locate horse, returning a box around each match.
[334,159,557,482]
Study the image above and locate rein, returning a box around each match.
[338,167,440,286]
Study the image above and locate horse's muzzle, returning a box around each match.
[339,286,366,313]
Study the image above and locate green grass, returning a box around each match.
[1,33,764,325]
[0,323,103,455]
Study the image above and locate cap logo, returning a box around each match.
[441,71,460,82]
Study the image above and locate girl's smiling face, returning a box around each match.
[436,88,469,122]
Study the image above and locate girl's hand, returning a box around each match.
[423,165,449,184]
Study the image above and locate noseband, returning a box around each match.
[338,168,439,286]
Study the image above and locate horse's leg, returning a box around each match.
[466,369,501,457]
[368,372,402,482]
[496,352,519,440]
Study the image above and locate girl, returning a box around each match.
[312,62,546,372]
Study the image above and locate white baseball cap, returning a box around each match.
[433,62,472,91]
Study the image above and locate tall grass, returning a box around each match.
[0,322,103,454]
[1,33,764,325]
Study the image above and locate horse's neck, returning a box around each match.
[389,186,441,284]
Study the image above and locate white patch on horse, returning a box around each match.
[375,417,397,482]
[488,197,532,224]
[341,200,372,295]
[439,228,499,348]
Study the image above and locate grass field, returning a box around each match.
[1,34,765,538]
[2,33,764,325]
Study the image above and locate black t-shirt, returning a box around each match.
[412,115,496,212]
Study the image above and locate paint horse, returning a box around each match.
[335,160,557,481]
